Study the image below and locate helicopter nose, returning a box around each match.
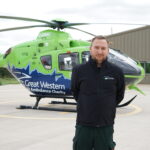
[108,51,145,85]
[121,61,141,75]
[124,62,145,85]
[115,60,144,85]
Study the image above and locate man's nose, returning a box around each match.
[97,49,103,54]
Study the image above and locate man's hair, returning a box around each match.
[91,35,109,45]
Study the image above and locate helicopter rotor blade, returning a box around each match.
[0,24,50,32]
[67,27,96,36]
[88,23,149,26]
[0,15,56,27]
[61,22,149,29]
[63,23,89,28]
[64,22,149,29]
[0,15,149,33]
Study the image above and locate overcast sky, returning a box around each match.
[0,0,150,53]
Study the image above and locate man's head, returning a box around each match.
[90,36,109,64]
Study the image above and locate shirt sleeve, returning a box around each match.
[71,66,79,101]
[116,69,125,105]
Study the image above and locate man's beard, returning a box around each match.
[94,55,106,64]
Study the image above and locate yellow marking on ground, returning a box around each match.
[0,104,142,120]
[117,104,142,117]
[0,100,19,104]
[0,115,75,120]
[41,104,50,107]
[59,112,69,114]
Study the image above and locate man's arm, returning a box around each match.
[71,66,79,101]
[116,69,125,105]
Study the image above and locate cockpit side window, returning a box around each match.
[59,52,79,71]
[40,55,52,70]
[82,51,90,64]
[108,53,118,64]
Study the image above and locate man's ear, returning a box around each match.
[90,45,92,50]
[89,46,92,52]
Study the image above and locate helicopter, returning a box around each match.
[0,15,145,111]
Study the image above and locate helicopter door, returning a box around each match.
[59,52,79,71]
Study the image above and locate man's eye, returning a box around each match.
[94,46,99,50]
[101,47,106,50]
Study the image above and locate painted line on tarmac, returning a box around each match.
[117,104,142,117]
[0,115,75,120]
[0,104,142,120]
[0,100,20,104]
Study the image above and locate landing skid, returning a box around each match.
[17,94,137,111]
[17,94,77,112]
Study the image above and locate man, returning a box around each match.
[71,36,125,150]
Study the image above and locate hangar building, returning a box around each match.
[107,26,150,84]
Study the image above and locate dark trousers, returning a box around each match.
[73,125,116,150]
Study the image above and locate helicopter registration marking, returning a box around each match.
[39,32,50,38]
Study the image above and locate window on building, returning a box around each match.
[82,51,90,64]
[140,62,145,69]
[140,61,150,74]
[59,52,79,71]
[41,55,52,70]
[146,62,150,73]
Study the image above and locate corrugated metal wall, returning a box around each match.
[107,26,150,84]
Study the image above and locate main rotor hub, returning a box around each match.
[51,19,69,30]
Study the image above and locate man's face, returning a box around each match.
[90,39,109,63]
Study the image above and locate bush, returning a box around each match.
[0,68,14,78]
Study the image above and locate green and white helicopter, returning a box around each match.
[0,16,145,111]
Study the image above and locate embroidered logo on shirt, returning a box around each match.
[104,76,114,80]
